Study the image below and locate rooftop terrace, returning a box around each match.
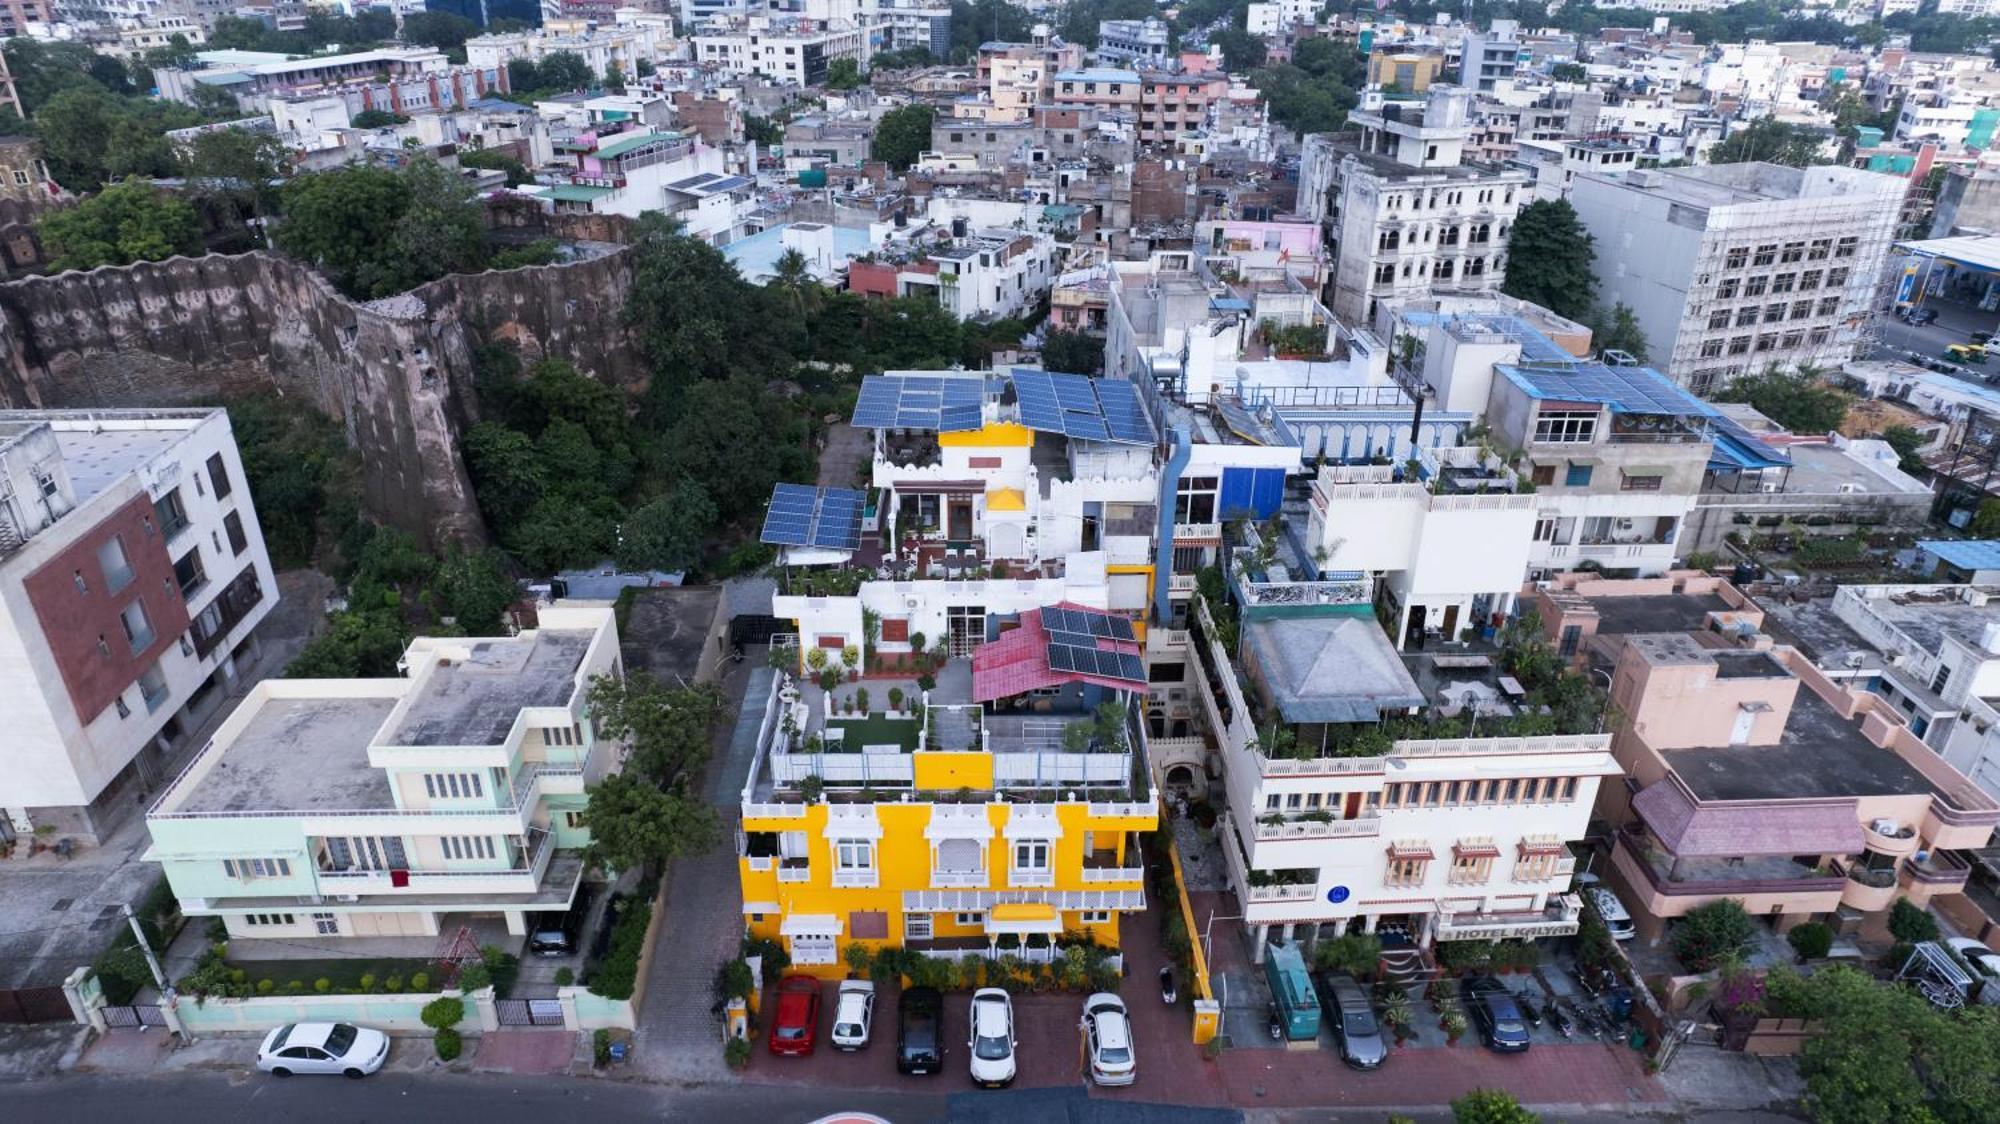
[1664,687,1940,803]
[389,630,594,747]
[174,696,400,814]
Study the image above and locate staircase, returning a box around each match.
[1379,945,1432,989]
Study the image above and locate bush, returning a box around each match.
[844,942,873,978]
[590,887,657,1000]
[719,958,754,1000]
[723,1036,751,1070]
[1888,898,1939,945]
[1436,939,1494,974]
[314,978,332,994]
[741,935,790,985]
[1788,922,1834,962]
[1452,1088,1539,1123]
[1673,899,1756,972]
[479,945,520,998]
[457,963,492,992]
[593,1028,613,1066]
[286,980,305,994]
[409,972,430,992]
[433,1027,462,1061]
[554,967,574,987]
[256,978,275,994]
[421,995,466,1030]
[359,973,377,993]
[384,975,404,994]
[1313,933,1383,978]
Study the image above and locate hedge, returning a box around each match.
[588,880,659,1000]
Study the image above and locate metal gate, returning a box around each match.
[730,615,788,646]
[494,998,565,1027]
[0,987,73,1024]
[99,1004,166,1029]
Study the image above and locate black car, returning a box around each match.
[1461,976,1532,1053]
[896,986,945,1075]
[1904,307,1939,326]
[529,882,596,956]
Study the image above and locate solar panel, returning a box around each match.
[851,375,985,431]
[1095,378,1153,444]
[1007,371,1151,445]
[759,483,866,551]
[1048,644,1078,673]
[1046,629,1096,649]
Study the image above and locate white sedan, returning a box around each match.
[1082,992,1136,1086]
[256,1022,390,1078]
[831,979,876,1050]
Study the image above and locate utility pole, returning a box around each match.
[123,903,188,1044]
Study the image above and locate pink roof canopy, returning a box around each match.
[971,603,1143,703]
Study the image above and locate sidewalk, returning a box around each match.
[65,1027,587,1079]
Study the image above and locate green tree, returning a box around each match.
[401,10,476,52]
[1671,898,1756,972]
[506,58,542,93]
[229,393,354,568]
[179,127,292,227]
[37,177,202,271]
[1550,61,1587,83]
[457,146,531,187]
[429,547,517,633]
[462,422,546,530]
[1880,425,1927,475]
[582,771,719,873]
[535,51,592,92]
[1451,1088,1538,1124]
[825,57,862,90]
[661,375,815,522]
[1972,498,2000,538]
[1887,897,1939,945]
[1212,27,1267,71]
[1593,301,1650,363]
[587,675,723,785]
[285,604,412,677]
[1503,199,1596,322]
[871,103,935,172]
[349,108,409,129]
[1041,328,1105,375]
[623,215,793,404]
[1775,963,2000,1124]
[390,156,489,281]
[1712,365,1852,434]
[32,84,194,191]
[274,159,488,298]
[1708,117,1830,168]
[616,481,717,576]
[3,38,132,116]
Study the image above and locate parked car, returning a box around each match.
[530,881,596,956]
[256,1022,390,1078]
[1904,307,1939,326]
[967,988,1016,1088]
[896,986,946,1075]
[1584,887,1636,941]
[769,975,822,1057]
[1320,972,1387,1070]
[1461,976,1533,1053]
[831,979,876,1050]
[1945,937,2000,1006]
[1082,992,1136,1086]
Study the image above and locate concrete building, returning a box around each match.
[154,48,503,112]
[1688,423,1933,555]
[976,33,1086,124]
[465,20,671,81]
[1569,162,1907,394]
[1299,87,1531,325]
[1930,165,2000,238]
[1459,19,1523,92]
[1534,575,2000,945]
[1095,17,1169,68]
[1,410,276,844]
[1368,49,1446,93]
[143,608,617,942]
[535,127,751,242]
[692,15,869,87]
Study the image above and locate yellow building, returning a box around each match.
[738,607,1158,975]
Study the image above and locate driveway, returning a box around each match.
[817,422,872,491]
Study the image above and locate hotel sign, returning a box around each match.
[1439,920,1580,942]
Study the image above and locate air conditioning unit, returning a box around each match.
[335,894,360,903]
[1837,483,1861,494]
[1845,651,1867,669]
[1759,481,1783,493]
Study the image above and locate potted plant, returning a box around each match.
[1382,993,1412,1047]
[888,686,904,715]
[1426,978,1454,1013]
[1441,1009,1467,1046]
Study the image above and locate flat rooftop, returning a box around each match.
[52,428,185,504]
[389,630,594,746]
[1589,592,1735,636]
[176,696,399,814]
[1761,598,1885,669]
[1864,587,2000,656]
[1782,443,1927,496]
[1665,688,1939,802]
[1243,614,1427,724]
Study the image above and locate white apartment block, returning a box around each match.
[692,15,870,87]
[1300,87,1529,326]
[1243,0,1316,35]
[1458,19,1522,92]
[1095,17,1169,68]
[537,128,752,243]
[1,410,277,844]
[466,22,671,82]
[1569,162,1906,394]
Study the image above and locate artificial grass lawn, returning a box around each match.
[825,714,921,752]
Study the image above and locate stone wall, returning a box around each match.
[0,247,640,550]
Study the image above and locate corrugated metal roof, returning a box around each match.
[1919,539,2000,571]
[1497,362,1710,416]
[543,184,615,203]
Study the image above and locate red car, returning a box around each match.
[768,975,822,1056]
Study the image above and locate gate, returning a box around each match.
[0,987,73,1024]
[494,998,566,1027]
[730,615,788,646]
[98,1004,166,1029]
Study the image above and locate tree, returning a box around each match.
[660,375,814,521]
[1880,425,1927,475]
[1593,301,1650,363]
[1973,499,2000,539]
[1502,199,1596,322]
[587,674,724,786]
[582,772,718,874]
[1041,328,1105,375]
[769,247,822,318]
[463,422,547,529]
[615,481,717,575]
[389,156,489,282]
[623,215,793,403]
[457,146,531,187]
[506,58,542,93]
[401,10,476,52]
[1712,366,1851,434]
[825,57,862,90]
[3,38,133,116]
[32,84,194,191]
[1451,1089,1538,1124]
[429,547,517,633]
[1772,963,2000,1124]
[1888,897,1939,945]
[179,127,292,225]
[350,108,409,129]
[1550,61,1587,83]
[535,51,592,92]
[1212,27,1267,71]
[274,159,488,298]
[37,177,201,271]
[1708,117,1830,168]
[872,104,935,172]
[1671,898,1756,972]
[1787,921,1833,961]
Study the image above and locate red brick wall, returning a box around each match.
[847,260,899,299]
[23,494,192,723]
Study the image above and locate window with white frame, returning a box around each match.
[836,839,875,872]
[223,857,292,879]
[324,836,408,871]
[933,838,984,875]
[1532,410,1597,444]
[905,913,934,940]
[1078,910,1112,924]
[424,772,485,800]
[312,912,338,934]
[791,934,837,964]
[954,911,984,927]
[442,836,496,861]
[1013,839,1051,873]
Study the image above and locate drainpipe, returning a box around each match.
[1152,425,1192,624]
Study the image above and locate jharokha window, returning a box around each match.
[1513,836,1567,882]
[1449,839,1500,885]
[1384,842,1433,887]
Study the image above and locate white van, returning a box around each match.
[1585,887,1636,941]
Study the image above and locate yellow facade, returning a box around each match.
[739,795,1156,977]
[938,421,1034,448]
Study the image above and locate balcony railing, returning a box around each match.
[1844,863,1899,889]
[1904,849,1971,888]
[1252,814,1382,841]
[778,862,811,883]
[931,869,987,889]
[1235,572,1373,609]
[1245,881,1317,902]
[1435,894,1583,941]
[191,566,264,658]
[1010,869,1055,888]
[833,869,880,888]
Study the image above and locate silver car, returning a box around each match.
[1323,973,1387,1070]
[1082,992,1136,1086]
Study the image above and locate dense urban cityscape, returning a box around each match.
[2,0,2000,1120]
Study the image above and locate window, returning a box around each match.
[1808,238,1832,260]
[1771,273,1796,293]
[1724,248,1748,269]
[563,811,586,829]
[1564,463,1593,487]
[97,536,134,594]
[207,452,232,499]
[1834,236,1858,258]
[1700,340,1725,359]
[1931,664,1952,695]
[1013,840,1051,872]
[1079,910,1112,924]
[224,857,293,879]
[836,838,875,871]
[1708,310,1732,330]
[1780,242,1805,264]
[1743,276,1768,297]
[954,912,983,927]
[1751,244,1776,266]
[324,836,408,871]
[1384,854,1429,887]
[1735,307,1759,328]
[313,912,338,934]
[1715,277,1740,299]
[1781,331,1804,349]
[119,600,154,654]
[424,772,485,799]
[1533,516,1560,542]
[243,913,296,926]
[1533,410,1597,444]
[1559,624,1582,658]
[154,488,190,539]
[442,836,497,860]
[224,511,248,556]
[1800,269,1823,290]
[1791,301,1813,320]
[905,913,933,940]
[137,662,168,713]
[1450,850,1495,884]
[1755,334,1777,352]
[1764,303,1786,324]
[173,547,205,599]
[1816,297,1841,316]
[1825,267,1849,287]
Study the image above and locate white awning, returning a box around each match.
[925,806,995,841]
[823,807,884,841]
[1002,807,1064,841]
[780,913,843,937]
[742,901,781,915]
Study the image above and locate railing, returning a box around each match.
[1252,814,1381,841]
[191,566,265,659]
[1258,754,1385,777]
[1392,733,1613,758]
[931,870,987,889]
[1245,881,1317,902]
[1172,522,1222,542]
[1081,864,1144,883]
[1010,869,1055,888]
[778,863,811,883]
[1844,863,1899,889]
[1168,574,1198,593]
[833,869,880,888]
[1236,572,1373,608]
[1435,894,1583,940]
[1904,849,1971,887]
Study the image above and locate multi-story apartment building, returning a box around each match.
[154,48,497,111]
[845,199,1064,321]
[1243,0,1317,35]
[691,15,869,87]
[143,607,618,942]
[974,31,1084,123]
[538,128,752,242]
[1459,19,1523,91]
[1299,87,1530,325]
[1095,17,1168,67]
[1568,162,1906,394]
[1534,575,2000,943]
[2,410,276,844]
[1136,68,1229,147]
[466,21,671,81]
[1369,49,1447,92]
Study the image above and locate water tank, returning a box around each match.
[951,216,968,238]
[797,168,827,188]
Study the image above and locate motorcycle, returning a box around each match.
[1518,990,1544,1028]
[1159,966,1177,1005]
[1547,998,1573,1040]
[1267,1004,1285,1041]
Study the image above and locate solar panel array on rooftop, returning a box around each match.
[1499,363,1709,417]
[1010,371,1153,445]
[1048,643,1145,682]
[852,375,985,431]
[760,483,866,551]
[1041,606,1143,682]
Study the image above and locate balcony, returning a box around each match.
[1081,836,1143,883]
[1903,848,1972,891]
[778,860,811,883]
[191,566,265,658]
[931,868,987,889]
[315,830,557,897]
[1862,818,1920,857]
[1246,880,1317,903]
[1616,828,1845,897]
[1252,813,1382,842]
[1838,860,1901,911]
[833,868,880,888]
[1010,868,1055,888]
[1435,894,1582,941]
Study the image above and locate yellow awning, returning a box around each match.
[986,902,1062,933]
[986,487,1025,512]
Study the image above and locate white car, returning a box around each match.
[967,988,1016,1088]
[830,979,876,1050]
[1946,937,2000,1005]
[256,1022,390,1078]
[1082,992,1136,1086]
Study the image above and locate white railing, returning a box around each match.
[1010,869,1055,888]
[1246,882,1317,902]
[1172,522,1222,542]
[770,752,917,785]
[1391,733,1612,758]
[1081,865,1144,883]
[1258,754,1385,777]
[1086,801,1157,819]
[742,802,809,820]
[1149,628,1190,651]
[1168,574,1198,593]
[1236,573,1373,608]
[1252,814,1381,841]
[991,751,1130,787]
[778,864,811,883]
[931,870,987,889]
[833,869,880,888]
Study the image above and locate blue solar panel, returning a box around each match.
[851,375,984,431]
[1496,363,1709,418]
[760,483,866,551]
[1048,644,1078,673]
[1007,371,1151,445]
[1095,378,1153,444]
